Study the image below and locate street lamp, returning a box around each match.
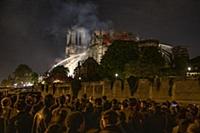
[188,67,191,71]
[115,73,119,78]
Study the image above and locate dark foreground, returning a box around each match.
[0,90,200,133]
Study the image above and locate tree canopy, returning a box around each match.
[1,64,38,87]
[48,65,69,83]
[100,40,167,80]
[135,46,165,77]
[172,46,189,76]
[100,40,139,80]
[74,57,100,82]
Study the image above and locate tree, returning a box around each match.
[99,40,139,91]
[190,56,200,69]
[1,64,38,87]
[13,64,38,86]
[100,40,139,80]
[74,57,100,82]
[1,79,10,87]
[31,72,39,84]
[138,46,166,77]
[124,45,166,78]
[14,64,32,78]
[172,46,189,76]
[48,65,69,83]
[0,74,14,87]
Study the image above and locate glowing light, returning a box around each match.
[50,27,92,76]
[115,73,119,78]
[13,82,33,88]
[53,80,63,83]
[14,83,18,88]
[188,67,192,71]
[51,50,89,77]
[24,82,34,87]
[41,81,45,85]
[38,76,44,82]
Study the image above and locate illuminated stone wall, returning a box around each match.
[78,79,200,103]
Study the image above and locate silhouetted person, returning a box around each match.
[66,111,85,133]
[51,95,71,123]
[127,98,144,133]
[45,124,65,133]
[102,96,111,111]
[32,94,54,133]
[83,102,95,131]
[1,97,13,133]
[46,109,68,133]
[144,105,166,133]
[0,106,5,133]
[99,109,122,133]
[118,111,131,133]
[31,95,44,116]
[8,100,33,133]
[93,98,103,129]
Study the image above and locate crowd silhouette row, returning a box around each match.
[0,91,200,133]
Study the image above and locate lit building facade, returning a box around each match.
[52,29,188,76]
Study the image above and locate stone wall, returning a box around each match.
[78,79,200,103]
[174,80,200,103]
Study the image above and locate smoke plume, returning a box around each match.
[0,0,111,80]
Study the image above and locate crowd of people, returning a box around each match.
[0,91,200,133]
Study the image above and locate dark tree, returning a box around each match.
[124,41,166,78]
[14,64,32,78]
[1,64,38,87]
[48,65,69,83]
[100,40,139,90]
[172,46,189,76]
[190,56,200,70]
[138,46,166,77]
[100,40,139,79]
[74,57,100,82]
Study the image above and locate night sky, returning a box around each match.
[0,0,200,81]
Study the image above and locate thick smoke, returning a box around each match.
[52,2,111,43]
[47,0,112,61]
[50,0,112,75]
[0,0,111,80]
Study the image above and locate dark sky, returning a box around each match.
[0,0,200,81]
